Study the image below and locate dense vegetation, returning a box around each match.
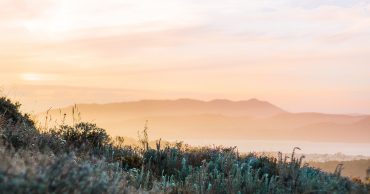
[0,96,369,193]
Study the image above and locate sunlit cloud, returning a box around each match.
[20,73,43,81]
[19,72,56,83]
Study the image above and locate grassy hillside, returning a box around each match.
[1,97,369,193]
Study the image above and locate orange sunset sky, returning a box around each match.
[0,0,370,114]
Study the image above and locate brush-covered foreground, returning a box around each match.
[0,97,369,194]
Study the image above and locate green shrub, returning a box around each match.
[58,122,110,150]
[0,97,34,127]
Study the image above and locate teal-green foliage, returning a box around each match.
[0,96,369,193]
[0,97,34,127]
[0,153,128,194]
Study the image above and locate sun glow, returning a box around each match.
[20,73,43,81]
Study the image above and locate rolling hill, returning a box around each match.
[38,98,370,143]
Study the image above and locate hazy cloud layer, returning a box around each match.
[0,0,369,113]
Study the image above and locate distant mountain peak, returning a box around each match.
[209,99,232,103]
[51,98,286,118]
[247,98,260,102]
[41,98,369,143]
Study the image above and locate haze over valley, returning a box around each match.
[40,98,370,155]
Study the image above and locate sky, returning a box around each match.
[0,0,370,114]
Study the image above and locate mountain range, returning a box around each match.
[39,98,370,143]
